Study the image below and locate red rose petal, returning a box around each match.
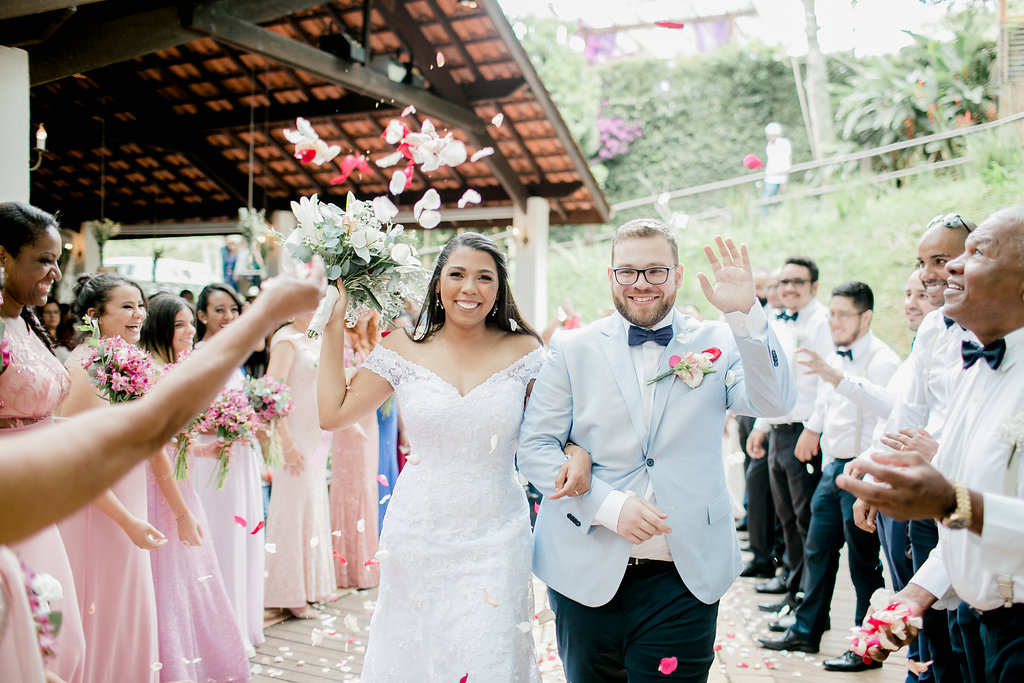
[658,657,678,675]
[459,675,468,683]
[702,347,722,362]
[251,520,265,535]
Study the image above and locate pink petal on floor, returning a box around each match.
[233,515,247,528]
[251,520,265,534]
[483,589,499,607]
[736,662,749,668]
[376,474,389,487]
[658,657,678,675]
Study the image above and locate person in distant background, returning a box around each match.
[37,295,75,362]
[178,289,195,304]
[763,122,792,214]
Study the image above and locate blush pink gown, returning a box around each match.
[57,345,159,683]
[146,448,251,682]
[0,326,87,683]
[0,545,47,683]
[264,331,336,608]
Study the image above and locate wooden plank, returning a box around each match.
[0,0,102,21]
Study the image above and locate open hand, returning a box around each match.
[696,236,755,315]
[796,347,842,386]
[177,511,203,547]
[125,517,168,550]
[256,255,327,321]
[880,427,937,463]
[835,452,956,522]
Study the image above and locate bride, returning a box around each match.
[317,232,590,681]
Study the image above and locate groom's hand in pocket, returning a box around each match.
[616,497,672,544]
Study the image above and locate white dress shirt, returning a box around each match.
[593,305,770,559]
[804,331,901,466]
[753,298,832,431]
[908,326,1024,611]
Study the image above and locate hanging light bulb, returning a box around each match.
[35,123,47,151]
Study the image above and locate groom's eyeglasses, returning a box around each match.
[611,266,672,286]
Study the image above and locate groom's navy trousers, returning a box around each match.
[549,560,718,682]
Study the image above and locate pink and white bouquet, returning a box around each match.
[22,561,62,663]
[850,600,923,665]
[78,317,153,402]
[195,388,259,490]
[648,347,721,388]
[245,376,295,469]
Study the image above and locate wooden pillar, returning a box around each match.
[0,46,30,202]
[512,196,550,331]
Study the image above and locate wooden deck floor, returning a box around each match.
[253,545,909,682]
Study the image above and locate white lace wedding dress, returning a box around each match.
[359,345,544,682]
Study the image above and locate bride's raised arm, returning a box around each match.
[317,281,395,431]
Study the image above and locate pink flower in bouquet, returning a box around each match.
[245,376,295,423]
[80,333,154,403]
[196,388,259,489]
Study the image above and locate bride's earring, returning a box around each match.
[491,303,498,317]
[436,292,443,310]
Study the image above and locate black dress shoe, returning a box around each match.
[736,519,748,532]
[758,629,819,653]
[754,576,787,594]
[740,561,776,579]
[823,650,882,672]
[758,596,800,613]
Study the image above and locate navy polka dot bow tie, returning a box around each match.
[961,338,1006,370]
[627,325,674,347]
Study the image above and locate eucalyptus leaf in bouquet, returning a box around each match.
[280,192,428,336]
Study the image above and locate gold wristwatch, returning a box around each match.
[940,481,972,530]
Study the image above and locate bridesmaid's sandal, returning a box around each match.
[289,605,317,619]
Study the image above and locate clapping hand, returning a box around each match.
[696,236,756,315]
[880,427,938,463]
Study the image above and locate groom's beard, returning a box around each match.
[612,289,677,329]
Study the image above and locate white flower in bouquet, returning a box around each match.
[281,191,427,336]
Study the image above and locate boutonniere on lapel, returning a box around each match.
[649,347,721,389]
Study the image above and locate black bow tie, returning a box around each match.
[776,310,798,322]
[836,348,853,361]
[961,338,1006,370]
[943,316,956,329]
[628,325,673,347]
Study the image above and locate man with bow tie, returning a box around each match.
[838,207,1024,681]
[758,282,899,669]
[746,256,834,615]
[518,218,795,682]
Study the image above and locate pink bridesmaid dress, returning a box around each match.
[57,345,159,683]
[146,449,252,682]
[264,330,336,609]
[329,348,380,589]
[0,545,47,683]
[0,325,87,683]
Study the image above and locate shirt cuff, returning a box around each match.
[593,489,629,531]
[910,554,955,609]
[979,493,1024,575]
[724,301,768,340]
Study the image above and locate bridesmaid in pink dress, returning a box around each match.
[264,312,337,615]
[0,202,87,683]
[141,294,252,682]
[57,273,164,683]
[0,546,47,683]
[330,311,381,588]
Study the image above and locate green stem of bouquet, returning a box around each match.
[264,421,283,470]
[210,443,232,490]
[172,435,190,481]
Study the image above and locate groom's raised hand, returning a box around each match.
[696,235,755,315]
[616,497,672,545]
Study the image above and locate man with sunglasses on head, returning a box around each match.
[518,218,795,682]
[746,256,834,616]
[847,212,977,683]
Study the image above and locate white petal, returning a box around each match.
[436,51,445,67]
[457,189,482,209]
[356,519,366,533]
[343,614,359,632]
[384,120,406,144]
[389,170,407,195]
[490,434,498,453]
[265,543,277,554]
[372,196,399,222]
[413,188,441,218]
[418,209,441,229]
[282,128,303,143]
[296,117,316,138]
[406,454,421,465]
[470,147,494,163]
[376,151,404,168]
[491,113,504,127]
[536,608,555,624]
[374,549,390,561]
[724,370,736,387]
[421,119,436,136]
[390,243,413,264]
[438,140,467,167]
[516,622,532,633]
[401,105,416,117]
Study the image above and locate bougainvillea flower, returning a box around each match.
[458,189,482,209]
[658,657,678,675]
[743,153,764,170]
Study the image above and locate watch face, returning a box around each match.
[945,515,969,530]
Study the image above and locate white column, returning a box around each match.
[0,46,30,202]
[512,196,549,331]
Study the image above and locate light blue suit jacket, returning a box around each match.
[517,307,796,607]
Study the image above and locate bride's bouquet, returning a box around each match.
[194,388,259,489]
[245,376,295,469]
[283,191,428,336]
[77,318,153,403]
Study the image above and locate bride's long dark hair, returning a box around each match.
[410,232,540,344]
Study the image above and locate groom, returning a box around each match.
[518,219,796,681]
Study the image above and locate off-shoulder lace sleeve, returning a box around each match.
[362,345,410,388]
[506,347,546,385]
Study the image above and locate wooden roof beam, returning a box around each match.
[28,0,329,86]
[189,5,529,211]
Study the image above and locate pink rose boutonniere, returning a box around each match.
[648,347,721,388]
